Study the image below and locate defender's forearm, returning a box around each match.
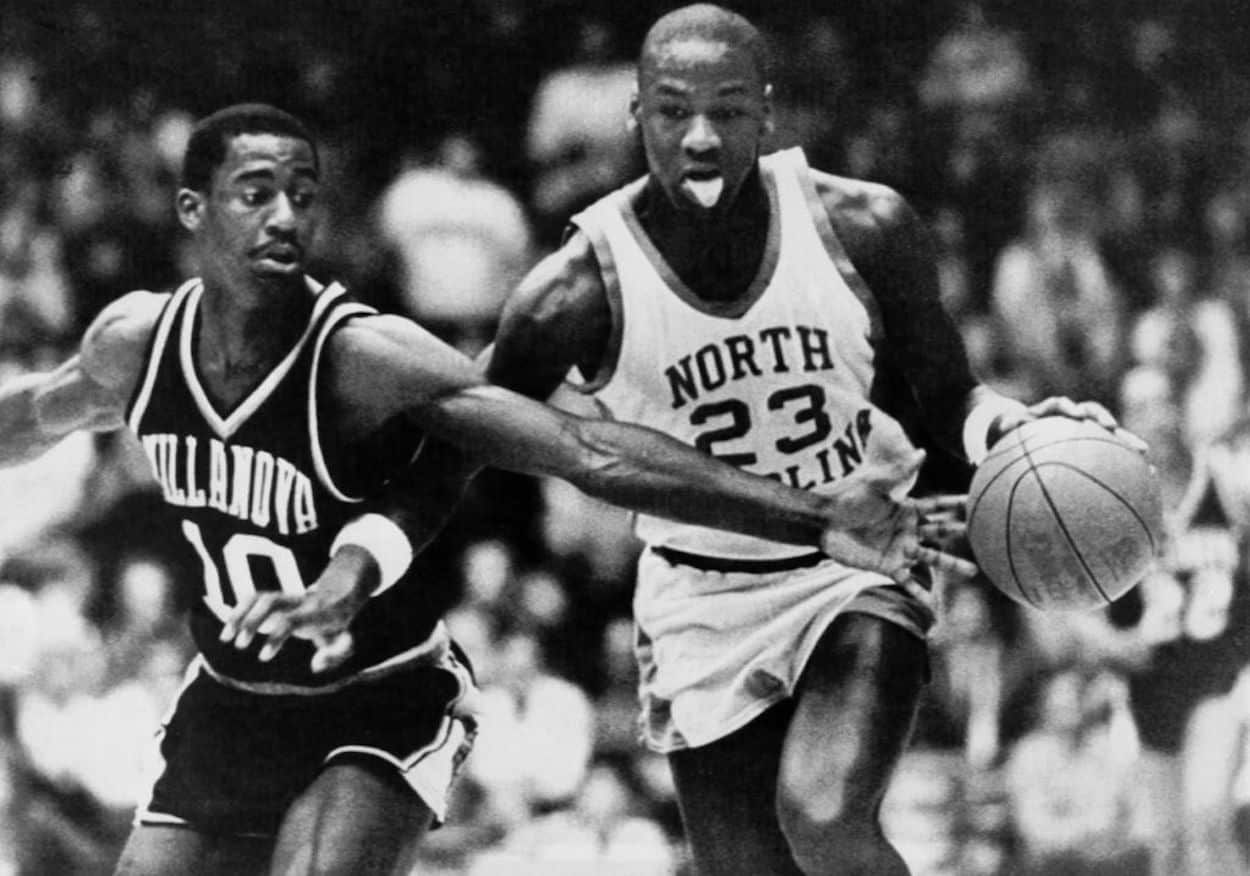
[370,439,482,557]
[570,419,837,548]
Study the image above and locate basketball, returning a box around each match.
[966,417,1164,611]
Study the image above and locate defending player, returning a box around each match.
[0,104,973,876]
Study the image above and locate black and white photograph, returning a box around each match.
[0,2,1246,874]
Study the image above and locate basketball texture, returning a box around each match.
[966,417,1164,611]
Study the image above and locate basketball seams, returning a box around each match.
[966,429,1031,528]
[1002,472,1043,609]
[1031,460,1161,556]
[967,431,1118,525]
[1018,429,1115,606]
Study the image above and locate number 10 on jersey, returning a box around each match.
[182,520,308,622]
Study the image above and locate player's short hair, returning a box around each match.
[181,103,318,192]
[639,4,770,86]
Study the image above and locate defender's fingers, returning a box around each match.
[222,593,284,648]
[911,494,967,519]
[258,622,296,663]
[220,593,262,643]
[915,546,979,580]
[919,519,966,541]
[231,593,301,649]
[310,631,355,674]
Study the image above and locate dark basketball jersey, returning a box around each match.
[126,277,439,690]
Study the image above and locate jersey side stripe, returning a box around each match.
[791,155,883,342]
[126,279,199,433]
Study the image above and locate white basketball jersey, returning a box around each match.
[572,148,897,561]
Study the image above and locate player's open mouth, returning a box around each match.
[255,245,302,269]
[681,172,723,208]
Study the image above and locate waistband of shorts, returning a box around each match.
[650,546,828,574]
[200,622,451,696]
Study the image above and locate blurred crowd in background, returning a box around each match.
[4,1,1250,873]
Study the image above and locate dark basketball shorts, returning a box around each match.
[134,648,476,838]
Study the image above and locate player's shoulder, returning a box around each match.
[506,229,609,324]
[322,310,427,362]
[807,168,928,261]
[809,169,917,230]
[80,290,170,388]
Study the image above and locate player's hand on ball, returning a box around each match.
[995,396,1148,454]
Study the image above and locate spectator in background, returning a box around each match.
[1124,431,1250,876]
[0,175,75,357]
[1206,163,1250,393]
[1128,246,1243,451]
[467,755,676,876]
[1004,667,1146,876]
[462,625,596,832]
[918,1,1033,118]
[761,15,853,171]
[525,15,639,248]
[377,133,534,355]
[920,578,1018,771]
[8,538,119,874]
[990,137,1130,406]
[929,109,1028,313]
[593,615,644,758]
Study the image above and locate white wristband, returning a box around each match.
[962,392,1028,465]
[330,514,414,597]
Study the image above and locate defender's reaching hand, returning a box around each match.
[219,545,377,673]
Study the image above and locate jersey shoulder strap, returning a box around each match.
[125,278,201,432]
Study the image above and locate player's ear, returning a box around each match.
[761,83,775,136]
[176,189,205,232]
[627,90,640,133]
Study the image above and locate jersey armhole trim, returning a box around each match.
[568,208,626,395]
[793,159,884,342]
[308,290,376,503]
[125,279,198,433]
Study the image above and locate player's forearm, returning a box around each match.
[0,374,70,467]
[368,439,482,557]
[570,419,839,548]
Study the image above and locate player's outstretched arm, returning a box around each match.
[0,291,159,466]
[326,313,973,585]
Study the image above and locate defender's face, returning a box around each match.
[633,39,771,214]
[180,132,320,281]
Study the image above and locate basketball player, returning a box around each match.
[447,7,1135,875]
[0,104,973,876]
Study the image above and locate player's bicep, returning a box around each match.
[32,355,128,434]
[843,185,978,445]
[332,314,599,480]
[488,233,611,400]
[27,292,158,436]
[416,383,593,479]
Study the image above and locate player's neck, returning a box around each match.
[195,274,313,391]
[638,166,769,302]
